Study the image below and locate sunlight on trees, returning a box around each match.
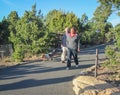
[0,1,120,62]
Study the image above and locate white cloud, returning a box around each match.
[1,0,15,6]
[110,18,120,26]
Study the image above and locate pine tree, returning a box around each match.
[8,4,56,62]
[0,17,10,44]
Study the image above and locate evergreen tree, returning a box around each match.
[93,3,112,43]
[115,24,120,49]
[45,9,65,33]
[65,12,78,29]
[0,17,10,44]
[98,0,120,64]
[9,4,54,62]
[46,9,79,33]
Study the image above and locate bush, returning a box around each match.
[105,46,116,58]
[11,46,24,62]
[105,45,119,65]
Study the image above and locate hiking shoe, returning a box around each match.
[62,61,65,63]
[76,65,79,68]
[66,67,70,70]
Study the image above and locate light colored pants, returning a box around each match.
[61,47,68,61]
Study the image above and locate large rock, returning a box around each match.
[73,76,120,95]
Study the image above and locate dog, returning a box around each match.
[40,50,56,61]
[41,53,50,61]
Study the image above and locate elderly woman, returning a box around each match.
[66,27,80,70]
[61,27,70,63]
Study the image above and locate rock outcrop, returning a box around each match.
[73,76,120,95]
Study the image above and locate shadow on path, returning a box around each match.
[0,76,74,91]
[80,48,104,55]
[0,61,93,80]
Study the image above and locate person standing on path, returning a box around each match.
[61,27,70,63]
[66,27,80,70]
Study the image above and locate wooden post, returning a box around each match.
[95,49,98,77]
[0,51,5,61]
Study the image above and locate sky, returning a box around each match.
[0,0,120,26]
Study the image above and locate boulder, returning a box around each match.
[73,76,120,95]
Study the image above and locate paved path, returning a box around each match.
[0,45,106,95]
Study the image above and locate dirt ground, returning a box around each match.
[97,66,120,87]
[83,63,120,88]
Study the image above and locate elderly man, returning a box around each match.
[61,27,70,63]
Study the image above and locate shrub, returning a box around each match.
[105,45,119,65]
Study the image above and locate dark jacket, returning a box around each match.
[61,34,67,47]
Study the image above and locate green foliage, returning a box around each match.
[46,10,65,32]
[93,4,112,23]
[34,31,56,53]
[65,12,78,28]
[105,45,118,64]
[104,23,120,65]
[105,46,116,59]
[9,4,55,62]
[102,0,120,65]
[0,17,10,44]
[81,31,96,45]
[7,11,19,23]
[46,9,79,33]
[0,1,119,63]
[78,13,89,33]
[98,0,120,10]
[115,24,120,48]
[106,28,115,42]
[11,45,24,62]
[92,2,112,43]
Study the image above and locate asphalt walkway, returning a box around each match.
[0,45,106,95]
